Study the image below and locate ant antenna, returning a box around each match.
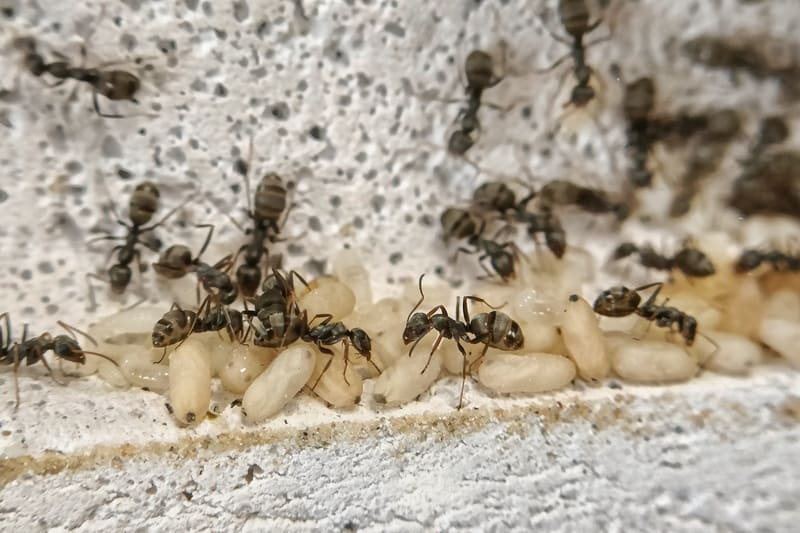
[406,273,427,324]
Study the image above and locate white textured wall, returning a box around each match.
[1,0,799,529]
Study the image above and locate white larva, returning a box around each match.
[307,347,363,408]
[219,343,276,394]
[168,338,212,425]
[242,345,316,423]
[703,330,763,375]
[477,352,576,394]
[610,339,699,383]
[372,345,442,406]
[440,340,482,376]
[560,294,610,382]
[331,249,373,310]
[299,276,356,321]
[191,331,236,377]
[762,289,800,322]
[759,318,800,367]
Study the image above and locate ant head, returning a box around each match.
[109,264,133,294]
[151,319,174,348]
[447,130,475,155]
[441,208,478,241]
[675,248,716,277]
[350,328,372,357]
[571,84,595,107]
[129,181,160,226]
[106,70,141,101]
[611,242,638,261]
[403,313,431,345]
[464,50,495,89]
[758,116,790,146]
[236,264,262,298]
[473,181,516,213]
[624,78,656,121]
[53,335,85,363]
[545,228,567,258]
[153,245,194,279]
[735,249,763,273]
[491,251,516,280]
[593,286,641,317]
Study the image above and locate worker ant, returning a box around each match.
[734,249,800,273]
[592,282,708,348]
[0,314,117,408]
[536,0,612,110]
[86,181,188,310]
[610,241,716,278]
[228,137,292,297]
[441,209,521,280]
[402,274,524,408]
[153,224,238,306]
[14,35,150,118]
[613,64,658,187]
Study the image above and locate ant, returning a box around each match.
[229,137,292,297]
[87,181,187,309]
[301,316,378,389]
[614,65,658,188]
[14,36,147,118]
[151,298,244,360]
[0,314,117,407]
[669,109,741,217]
[536,0,611,111]
[153,224,238,306]
[592,282,705,347]
[734,249,800,273]
[248,269,310,349]
[610,241,716,278]
[536,180,629,220]
[445,49,505,157]
[441,210,521,280]
[513,207,568,259]
[402,274,524,408]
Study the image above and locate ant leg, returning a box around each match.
[39,355,67,387]
[12,344,21,409]
[468,342,490,375]
[85,273,108,312]
[93,90,126,119]
[462,295,505,312]
[421,333,443,374]
[341,341,351,386]
[475,254,498,281]
[453,246,477,265]
[287,270,311,292]
[308,313,334,329]
[457,340,468,410]
[635,282,665,306]
[425,305,450,319]
[193,224,216,259]
[310,345,335,390]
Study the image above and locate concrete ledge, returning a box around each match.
[1,365,798,530]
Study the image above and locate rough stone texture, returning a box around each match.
[0,0,799,529]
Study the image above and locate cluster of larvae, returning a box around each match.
[65,232,798,426]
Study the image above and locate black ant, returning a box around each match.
[513,207,568,259]
[441,210,521,280]
[229,137,292,297]
[0,314,117,407]
[537,0,611,111]
[14,36,148,118]
[87,181,187,309]
[402,274,524,408]
[593,282,701,346]
[613,65,658,188]
[151,298,244,361]
[153,224,238,306]
[734,249,800,273]
[669,109,741,217]
[248,269,310,349]
[536,179,629,220]
[610,241,716,278]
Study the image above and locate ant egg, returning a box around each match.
[219,343,276,394]
[703,331,763,375]
[241,345,316,423]
[168,338,212,426]
[513,321,560,354]
[190,331,236,376]
[610,339,699,383]
[759,318,800,367]
[372,346,442,406]
[299,276,356,321]
[561,295,610,382]
[477,352,576,394]
[511,287,561,327]
[331,249,373,310]
[307,348,363,408]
